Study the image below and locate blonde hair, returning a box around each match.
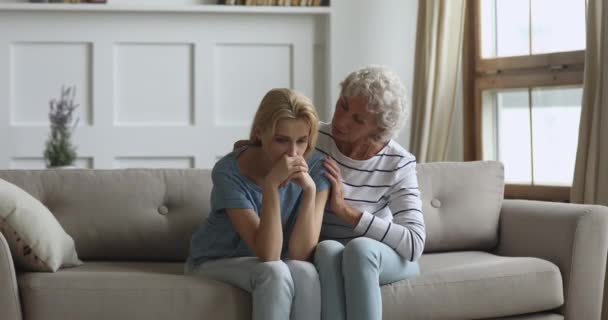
[249,88,319,157]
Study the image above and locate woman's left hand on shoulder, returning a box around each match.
[323,157,347,213]
[323,157,362,225]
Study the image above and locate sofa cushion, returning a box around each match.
[18,252,562,320]
[383,251,563,320]
[18,262,250,320]
[488,313,563,320]
[0,178,81,272]
[417,161,505,252]
[0,169,213,261]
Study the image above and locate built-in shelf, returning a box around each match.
[0,3,331,14]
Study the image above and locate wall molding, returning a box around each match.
[0,5,330,169]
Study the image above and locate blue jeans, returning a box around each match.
[185,257,319,320]
[314,238,420,320]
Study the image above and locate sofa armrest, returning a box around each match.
[496,199,608,320]
[0,232,22,320]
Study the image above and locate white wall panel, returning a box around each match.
[10,157,93,169]
[9,158,46,169]
[114,43,194,126]
[0,6,329,169]
[214,43,292,126]
[11,42,92,126]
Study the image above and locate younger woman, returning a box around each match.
[185,88,329,320]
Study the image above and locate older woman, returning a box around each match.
[315,65,425,320]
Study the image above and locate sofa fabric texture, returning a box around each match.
[15,252,562,320]
[417,161,504,253]
[0,161,607,320]
[383,251,562,319]
[18,262,251,320]
[0,169,212,261]
[497,200,608,320]
[0,162,503,261]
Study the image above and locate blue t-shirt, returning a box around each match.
[187,148,330,266]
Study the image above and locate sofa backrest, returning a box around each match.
[0,161,504,261]
[416,161,505,253]
[0,169,211,261]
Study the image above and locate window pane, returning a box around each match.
[531,0,586,54]
[482,91,498,160]
[480,0,497,58]
[480,0,530,58]
[480,0,585,58]
[531,86,582,185]
[482,89,532,184]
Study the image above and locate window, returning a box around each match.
[464,0,586,201]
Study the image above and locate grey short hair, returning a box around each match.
[339,65,407,141]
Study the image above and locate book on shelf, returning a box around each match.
[217,0,329,6]
[29,0,108,3]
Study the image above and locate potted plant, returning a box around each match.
[43,86,80,168]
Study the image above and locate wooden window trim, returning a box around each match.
[463,0,585,202]
[477,50,585,74]
[476,68,584,90]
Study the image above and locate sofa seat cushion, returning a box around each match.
[18,253,563,320]
[488,313,563,320]
[383,251,564,320]
[17,262,250,320]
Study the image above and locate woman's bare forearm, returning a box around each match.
[288,188,325,260]
[255,182,284,261]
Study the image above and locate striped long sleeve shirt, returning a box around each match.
[316,122,426,262]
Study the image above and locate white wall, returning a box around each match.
[0,0,424,168]
[329,0,418,149]
[0,4,328,169]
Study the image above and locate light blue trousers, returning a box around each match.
[314,238,420,320]
[185,257,320,320]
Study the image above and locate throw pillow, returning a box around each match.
[0,178,82,272]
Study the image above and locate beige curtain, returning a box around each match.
[571,0,608,206]
[409,0,466,163]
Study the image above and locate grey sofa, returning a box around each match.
[1,161,607,320]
